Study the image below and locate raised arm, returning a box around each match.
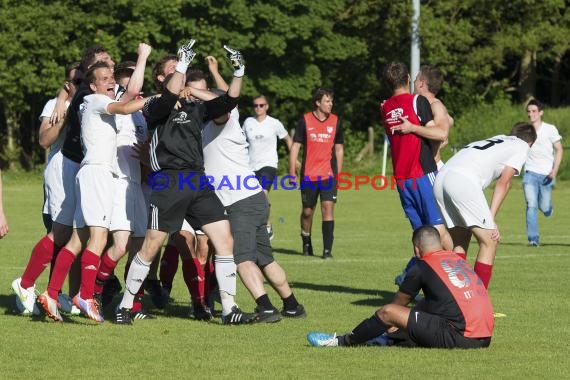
[121,43,152,102]
[39,115,66,150]
[205,55,229,91]
[49,88,71,125]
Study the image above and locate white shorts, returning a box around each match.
[433,169,495,230]
[110,178,148,237]
[74,165,115,229]
[180,219,196,234]
[43,152,80,226]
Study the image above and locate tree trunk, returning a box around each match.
[519,50,537,103]
[550,54,562,107]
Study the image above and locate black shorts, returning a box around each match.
[300,178,338,208]
[148,171,228,233]
[226,192,274,266]
[406,309,491,349]
[254,167,278,191]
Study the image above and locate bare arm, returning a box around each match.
[550,141,563,179]
[490,166,517,219]
[394,117,448,141]
[206,56,229,91]
[49,88,71,125]
[108,97,150,115]
[39,116,65,149]
[226,75,243,99]
[0,169,8,238]
[121,43,152,102]
[185,87,218,102]
[288,142,302,183]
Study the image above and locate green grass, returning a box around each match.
[1,174,569,379]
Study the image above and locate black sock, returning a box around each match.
[282,293,299,311]
[344,313,388,346]
[322,221,334,252]
[255,294,274,310]
[302,234,312,246]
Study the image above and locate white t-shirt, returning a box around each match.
[524,122,562,175]
[115,111,148,182]
[202,117,262,207]
[39,98,70,162]
[441,135,530,189]
[243,115,288,171]
[79,94,118,172]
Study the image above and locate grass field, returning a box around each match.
[1,173,569,379]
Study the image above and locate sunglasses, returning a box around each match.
[253,104,267,108]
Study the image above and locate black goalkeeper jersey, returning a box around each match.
[61,84,91,163]
[145,89,238,172]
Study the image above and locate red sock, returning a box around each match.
[159,244,180,286]
[132,285,145,313]
[204,260,216,293]
[456,252,467,260]
[47,248,77,299]
[79,249,100,300]
[94,251,118,294]
[474,261,493,289]
[182,258,205,304]
[21,236,58,289]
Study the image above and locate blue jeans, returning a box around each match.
[522,170,554,243]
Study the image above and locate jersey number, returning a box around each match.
[470,138,504,150]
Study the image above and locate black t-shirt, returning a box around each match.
[146,90,238,172]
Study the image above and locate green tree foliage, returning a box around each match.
[0,0,568,170]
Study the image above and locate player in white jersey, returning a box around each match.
[433,123,537,289]
[202,102,306,322]
[522,99,563,247]
[243,95,293,239]
[90,59,156,319]
[11,45,124,318]
[37,57,150,322]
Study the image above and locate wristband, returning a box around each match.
[176,61,189,74]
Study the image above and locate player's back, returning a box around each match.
[443,135,530,188]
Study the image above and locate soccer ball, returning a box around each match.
[58,293,80,315]
[15,295,40,316]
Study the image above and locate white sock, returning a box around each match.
[119,252,150,309]
[215,255,237,316]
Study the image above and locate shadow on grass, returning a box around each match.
[272,247,302,255]
[290,282,395,307]
[0,293,88,324]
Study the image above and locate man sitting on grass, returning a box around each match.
[307,226,494,349]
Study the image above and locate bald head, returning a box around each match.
[412,226,443,256]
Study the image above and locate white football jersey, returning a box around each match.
[203,116,262,207]
[79,94,118,172]
[524,122,562,175]
[243,115,288,171]
[441,134,530,188]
